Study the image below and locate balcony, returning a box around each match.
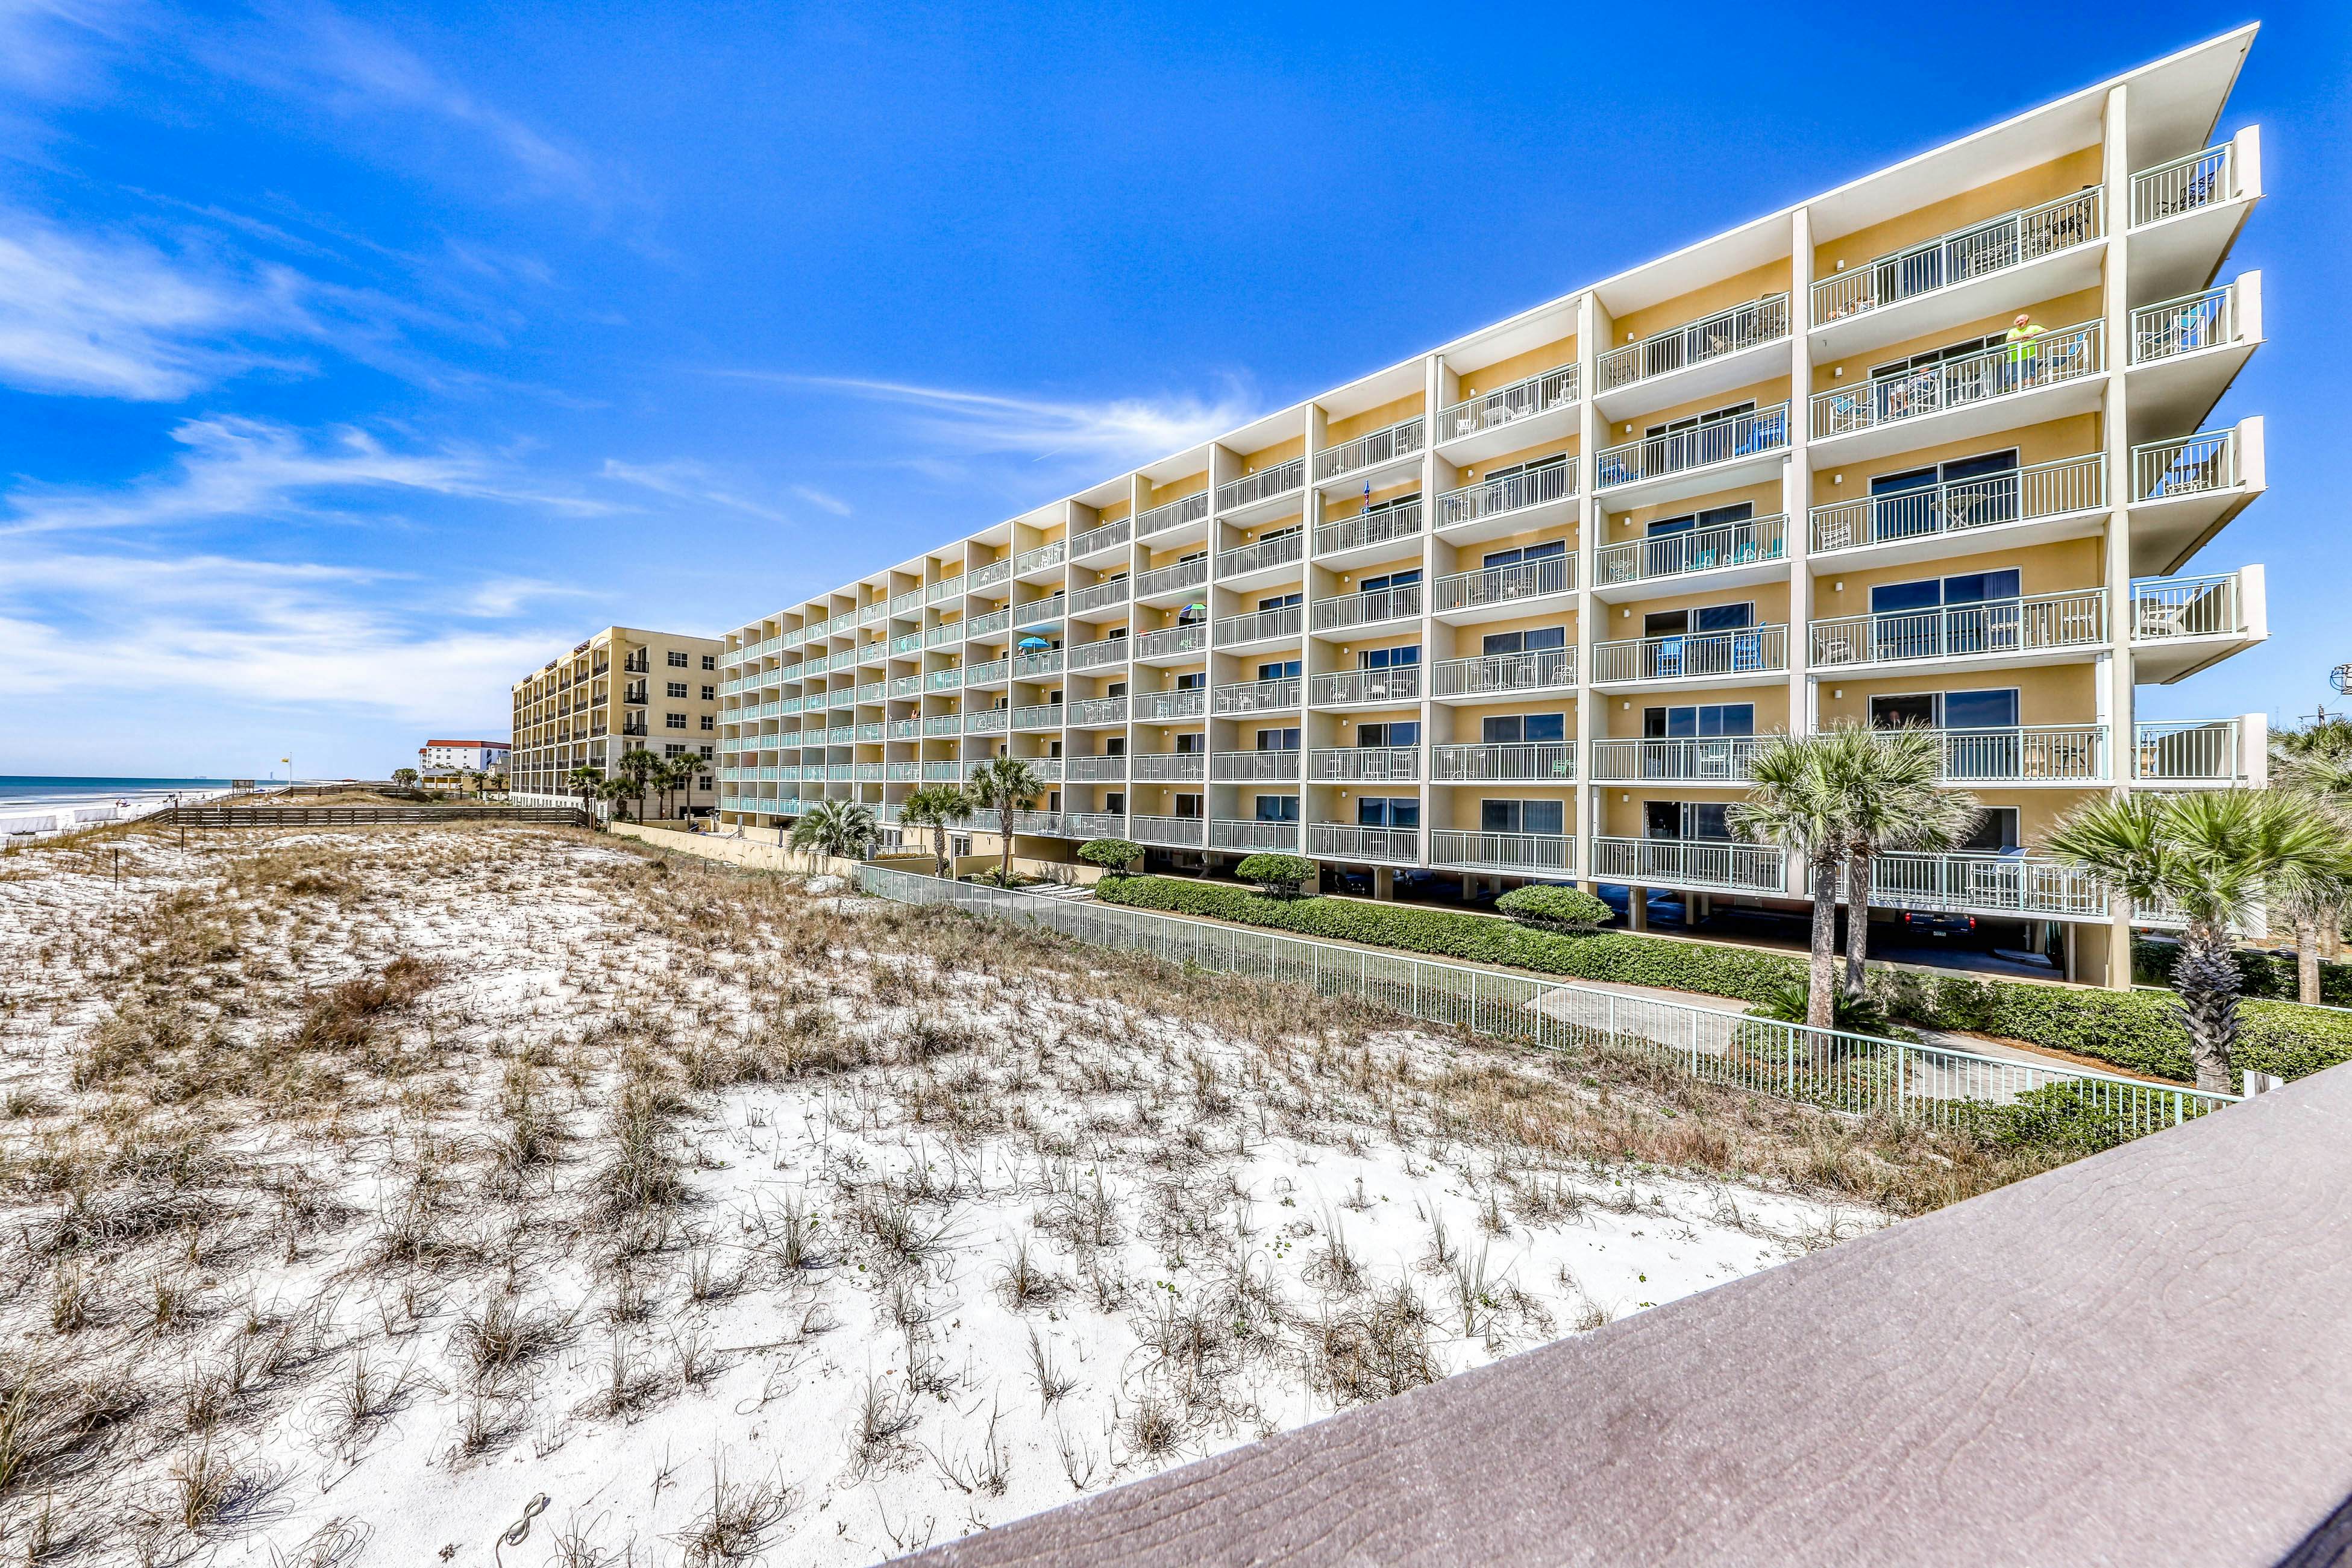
[1134,623,1208,663]
[2134,719,2247,785]
[1130,813,1206,847]
[1135,556,1210,603]
[968,709,1009,735]
[1309,746,1420,783]
[1436,363,1581,464]
[965,657,1011,688]
[1594,836,1784,894]
[1315,500,1425,567]
[887,718,920,739]
[1135,492,1210,539]
[1591,736,1768,783]
[1927,726,2107,783]
[1595,295,1790,418]
[1595,513,1789,598]
[1071,517,1132,560]
[1012,703,1064,732]
[1811,592,2104,672]
[1071,635,1129,670]
[1811,455,2103,564]
[2131,568,2263,684]
[1309,666,1420,707]
[1810,192,2103,358]
[1007,809,1063,836]
[2129,137,2260,301]
[921,761,964,782]
[1013,541,1067,582]
[888,674,921,698]
[1065,812,1124,839]
[1592,625,1789,688]
[1012,650,1064,679]
[1433,647,1576,700]
[1308,823,1421,864]
[1435,460,1577,543]
[1065,755,1126,781]
[1214,604,1303,649]
[1136,687,1208,721]
[1069,696,1127,727]
[925,623,961,648]
[1808,325,2103,461]
[2128,280,2259,447]
[1132,752,1206,782]
[966,607,1013,639]
[1212,677,1300,716]
[1595,404,1788,507]
[1315,416,1425,491]
[1012,593,1066,627]
[1869,853,2106,920]
[1429,830,1574,876]
[1216,458,1307,521]
[928,573,965,602]
[926,667,963,691]
[1430,742,1575,784]
[1216,531,1305,585]
[1210,818,1300,853]
[1211,750,1301,782]
[1311,580,1422,633]
[2128,424,2263,577]
[1070,577,1130,616]
[1431,554,1575,621]
[971,558,1014,591]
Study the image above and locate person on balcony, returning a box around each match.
[2003,313,2046,390]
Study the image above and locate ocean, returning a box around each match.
[0,776,254,837]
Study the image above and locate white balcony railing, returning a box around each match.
[1596,514,1787,586]
[1012,650,1064,679]
[923,715,964,736]
[1135,687,1208,721]
[926,667,963,691]
[1811,456,2103,553]
[1812,592,2105,668]
[1069,696,1127,726]
[1216,532,1305,579]
[2131,143,2234,228]
[1437,459,1576,530]
[1810,324,2102,441]
[1310,666,1421,706]
[1927,725,2107,782]
[1596,294,1789,392]
[2133,431,2238,503]
[1064,755,1127,782]
[1592,625,1788,684]
[2134,720,2242,783]
[1590,736,1770,782]
[1211,750,1302,782]
[1130,813,1206,847]
[1135,557,1210,598]
[1311,582,1422,632]
[2131,284,2236,364]
[1308,823,1421,864]
[1596,404,1788,488]
[1428,830,1575,875]
[1134,623,1208,660]
[967,709,1009,735]
[1071,517,1132,557]
[1215,459,1306,515]
[1810,192,2101,325]
[1065,812,1125,840]
[1315,417,1425,482]
[2131,574,2244,641]
[1012,593,1065,625]
[1594,837,1784,894]
[1432,553,1575,612]
[964,657,1010,685]
[921,762,963,782]
[1438,363,1579,441]
[1131,752,1207,782]
[1135,492,1210,538]
[1013,541,1066,577]
[966,607,1012,638]
[1070,577,1131,615]
[1433,647,1577,698]
[1212,677,1301,715]
[1315,500,1423,557]
[1308,746,1420,782]
[1211,818,1300,852]
[1011,703,1065,731]
[1870,853,2106,918]
[1430,742,1575,783]
[1214,604,1304,646]
[1071,635,1129,670]
[971,558,1014,591]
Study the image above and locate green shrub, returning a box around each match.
[1494,884,1613,931]
[1234,854,1314,896]
[1076,838,1144,876]
[1949,1081,2136,1157]
[1091,875,2352,1085]
[2134,935,2352,1006]
[1747,982,1909,1041]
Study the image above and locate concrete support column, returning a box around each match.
[1575,289,1613,888]
[2099,82,2138,989]
[1373,866,1394,901]
[1785,207,1816,740]
[1628,886,1649,931]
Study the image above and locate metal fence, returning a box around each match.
[853,864,2234,1135]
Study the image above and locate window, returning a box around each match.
[1175,671,1207,690]
[665,713,686,730]
[1481,626,1566,656]
[1644,801,1733,840]
[1642,602,1754,637]
[700,715,714,731]
[667,682,688,698]
[1104,791,1126,813]
[664,744,686,757]
[1479,798,1564,835]
[697,776,713,791]
[1254,727,1300,751]
[1256,592,1302,611]
[1358,721,1419,747]
[1253,794,1299,823]
[1481,539,1567,569]
[698,745,715,759]
[667,651,689,668]
[1356,644,1420,670]
[1361,568,1422,593]
[701,655,716,671]
[1642,703,1755,738]
[1864,451,2021,541]
[1174,792,1203,818]
[700,685,715,701]
[1105,736,1126,756]
[1869,689,2019,730]
[1483,713,1567,744]
[1962,807,2022,853]
[1869,570,2024,656]
[1174,732,1205,754]
[1256,659,1302,681]
[1356,797,1419,827]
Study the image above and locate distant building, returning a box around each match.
[418,739,512,777]
[508,627,724,814]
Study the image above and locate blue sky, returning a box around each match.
[2,1,2345,779]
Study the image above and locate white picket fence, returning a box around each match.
[855,864,2236,1137]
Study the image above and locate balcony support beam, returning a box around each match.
[2100,80,2138,991]
[1787,204,1817,736]
[1575,286,1610,883]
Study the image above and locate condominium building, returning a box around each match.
[714,28,2269,987]
[417,739,511,777]
[509,626,725,811]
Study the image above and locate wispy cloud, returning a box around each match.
[1,414,610,535]
[598,457,794,522]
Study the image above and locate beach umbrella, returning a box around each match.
[1017,635,1051,649]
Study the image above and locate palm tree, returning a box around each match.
[616,748,662,822]
[1824,723,1981,995]
[597,777,635,821]
[1729,733,1848,1031]
[965,756,1046,887]
[898,784,971,879]
[789,798,877,863]
[392,768,418,789]
[566,764,605,817]
[2269,732,2352,997]
[2045,789,2352,1093]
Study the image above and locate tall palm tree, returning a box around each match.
[898,784,971,879]
[2269,733,2352,997]
[566,764,606,817]
[616,748,662,822]
[2045,789,2352,1093]
[1824,723,1981,995]
[1729,733,1847,1030]
[597,776,635,821]
[789,799,878,863]
[965,756,1045,887]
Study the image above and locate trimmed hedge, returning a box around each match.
[1494,884,1614,931]
[2134,935,2352,1008]
[1077,838,1144,876]
[1234,854,1313,895]
[1094,875,2352,1085]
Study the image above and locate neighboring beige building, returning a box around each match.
[417,739,510,777]
[509,626,724,814]
[713,28,2271,987]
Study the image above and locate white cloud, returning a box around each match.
[598,458,792,522]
